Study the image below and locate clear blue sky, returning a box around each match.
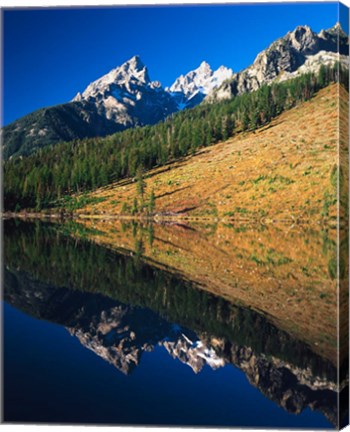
[2,2,345,125]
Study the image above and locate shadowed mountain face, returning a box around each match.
[3,220,348,427]
[2,100,127,160]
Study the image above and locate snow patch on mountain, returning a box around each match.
[71,55,178,128]
[166,61,233,109]
[276,50,349,82]
[73,55,150,102]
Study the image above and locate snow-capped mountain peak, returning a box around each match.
[169,61,233,95]
[72,55,151,102]
[212,65,234,85]
[197,60,212,74]
[119,55,150,84]
[72,56,234,116]
[167,61,233,110]
[71,55,177,127]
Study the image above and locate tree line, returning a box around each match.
[4,63,348,211]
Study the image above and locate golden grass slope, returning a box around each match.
[69,219,338,365]
[75,84,345,222]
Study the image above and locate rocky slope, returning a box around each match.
[167,61,233,109]
[207,23,349,101]
[72,55,178,127]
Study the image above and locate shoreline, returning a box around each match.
[1,211,339,228]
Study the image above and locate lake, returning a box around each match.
[2,219,348,428]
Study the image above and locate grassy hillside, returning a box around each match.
[71,84,345,222]
[5,67,345,212]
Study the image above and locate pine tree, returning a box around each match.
[250,109,259,130]
[121,202,129,214]
[132,197,139,215]
[241,110,250,131]
[148,190,156,214]
[222,115,234,141]
[136,165,146,207]
[318,64,327,88]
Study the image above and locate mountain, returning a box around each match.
[2,100,126,160]
[72,55,178,128]
[2,56,230,159]
[2,56,178,159]
[207,23,349,101]
[2,23,348,159]
[166,61,233,109]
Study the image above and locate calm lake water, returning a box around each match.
[2,219,348,428]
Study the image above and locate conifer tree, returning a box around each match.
[132,197,139,215]
[148,190,156,214]
[136,165,146,208]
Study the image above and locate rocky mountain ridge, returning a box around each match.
[72,55,178,128]
[207,22,349,101]
[2,22,348,159]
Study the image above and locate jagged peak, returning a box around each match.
[294,24,312,32]
[328,21,343,32]
[318,22,348,41]
[168,60,232,97]
[176,61,213,80]
[216,64,231,72]
[281,24,312,40]
[327,21,347,35]
[196,60,212,74]
[116,54,150,83]
[287,24,316,41]
[121,55,146,72]
[253,24,315,61]
[72,55,151,101]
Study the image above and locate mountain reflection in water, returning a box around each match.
[3,219,348,427]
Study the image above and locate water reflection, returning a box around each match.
[3,219,348,427]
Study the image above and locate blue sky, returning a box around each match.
[2,2,345,125]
